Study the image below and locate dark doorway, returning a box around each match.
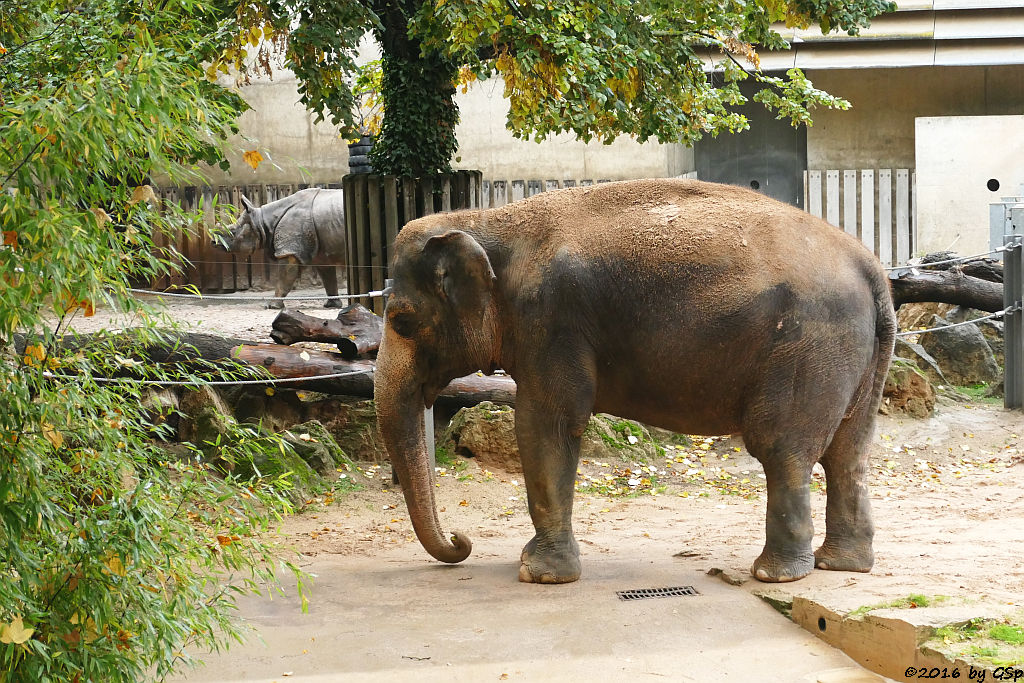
[694,77,808,208]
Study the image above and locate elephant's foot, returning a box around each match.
[265,299,285,310]
[814,538,873,573]
[518,535,581,584]
[750,548,814,583]
[324,297,343,308]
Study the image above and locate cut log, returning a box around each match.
[270,304,383,359]
[889,269,1004,312]
[13,329,255,362]
[231,344,516,408]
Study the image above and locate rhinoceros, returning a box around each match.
[213,188,347,309]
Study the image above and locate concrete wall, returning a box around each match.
[451,78,692,180]
[200,70,353,186]
[915,115,1024,255]
[805,65,1024,170]
[198,69,692,186]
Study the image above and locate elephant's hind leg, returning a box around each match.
[743,381,847,583]
[514,378,594,585]
[813,391,877,574]
[745,438,817,583]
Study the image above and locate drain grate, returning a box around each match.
[616,586,700,601]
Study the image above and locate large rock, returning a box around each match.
[582,414,659,462]
[178,385,237,463]
[918,314,1000,386]
[300,396,388,464]
[894,338,948,387]
[281,420,343,475]
[880,360,935,417]
[441,402,520,473]
[439,404,660,474]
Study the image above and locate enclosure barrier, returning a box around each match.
[805,169,916,267]
[1004,236,1024,409]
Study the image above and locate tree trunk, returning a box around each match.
[890,269,1004,312]
[269,304,383,359]
[232,344,516,408]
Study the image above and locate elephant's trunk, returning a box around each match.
[374,332,472,564]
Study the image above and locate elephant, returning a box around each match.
[212,188,347,309]
[374,178,896,585]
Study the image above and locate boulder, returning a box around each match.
[880,360,935,418]
[439,404,660,474]
[582,414,659,462]
[178,385,237,462]
[440,402,520,473]
[299,396,388,464]
[230,436,322,504]
[946,306,1005,367]
[281,420,343,475]
[918,315,1000,386]
[894,339,948,388]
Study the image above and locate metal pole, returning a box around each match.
[1003,236,1023,409]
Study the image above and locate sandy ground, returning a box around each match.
[65,290,1024,681]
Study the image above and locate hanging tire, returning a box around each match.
[348,153,370,166]
[348,163,374,174]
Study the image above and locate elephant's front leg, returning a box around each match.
[268,257,301,309]
[515,384,593,584]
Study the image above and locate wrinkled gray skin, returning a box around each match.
[212,188,347,309]
[374,178,897,585]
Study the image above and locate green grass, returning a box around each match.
[849,594,944,617]
[928,615,1024,668]
[990,623,1024,645]
[959,383,1002,404]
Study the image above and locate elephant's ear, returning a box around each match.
[241,195,256,213]
[421,230,496,319]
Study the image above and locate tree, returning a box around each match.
[0,1,308,680]
[272,0,895,176]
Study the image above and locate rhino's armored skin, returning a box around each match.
[214,188,347,309]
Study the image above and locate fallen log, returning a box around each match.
[889,268,1004,312]
[232,344,516,408]
[270,304,383,359]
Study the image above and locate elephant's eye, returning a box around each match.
[387,304,420,339]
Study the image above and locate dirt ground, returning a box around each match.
[67,289,1024,680]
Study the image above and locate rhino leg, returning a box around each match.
[318,266,343,308]
[267,257,301,309]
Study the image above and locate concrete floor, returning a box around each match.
[171,538,883,683]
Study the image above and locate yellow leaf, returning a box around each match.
[126,184,157,207]
[458,500,468,507]
[0,616,35,644]
[41,422,63,449]
[265,387,275,396]
[104,555,126,577]
[242,150,264,170]
[90,207,112,226]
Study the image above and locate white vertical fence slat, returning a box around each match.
[896,169,911,265]
[808,170,823,218]
[826,171,841,227]
[878,169,893,267]
[860,169,875,253]
[843,170,858,238]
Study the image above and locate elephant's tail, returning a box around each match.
[845,267,897,420]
